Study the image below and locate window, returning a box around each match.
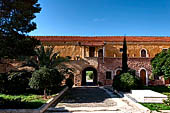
[162,48,168,52]
[89,47,95,57]
[120,48,123,52]
[106,71,112,80]
[98,49,103,57]
[141,49,147,57]
[113,54,117,57]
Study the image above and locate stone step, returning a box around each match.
[46,107,121,112]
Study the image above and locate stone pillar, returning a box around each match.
[103,46,105,63]
[82,46,85,58]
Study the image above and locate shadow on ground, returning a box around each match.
[61,87,113,103]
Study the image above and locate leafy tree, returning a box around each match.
[29,67,63,99]
[0,0,41,58]
[151,49,170,79]
[122,37,128,73]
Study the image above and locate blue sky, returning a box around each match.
[29,0,170,36]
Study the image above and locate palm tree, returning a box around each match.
[25,45,70,70]
[24,45,71,99]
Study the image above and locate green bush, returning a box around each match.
[0,73,8,93]
[66,78,74,89]
[112,73,142,92]
[0,71,32,94]
[163,96,170,106]
[0,97,22,109]
[7,71,32,94]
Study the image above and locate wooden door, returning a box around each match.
[140,69,146,85]
[165,78,170,84]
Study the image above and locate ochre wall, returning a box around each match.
[105,43,170,58]
[43,42,170,59]
[44,44,103,60]
[53,45,81,60]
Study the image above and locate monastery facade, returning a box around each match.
[34,36,170,86]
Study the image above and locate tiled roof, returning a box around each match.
[32,36,170,42]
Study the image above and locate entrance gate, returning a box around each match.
[81,67,97,86]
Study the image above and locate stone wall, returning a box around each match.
[0,41,169,86]
[98,58,152,86]
[66,57,98,86]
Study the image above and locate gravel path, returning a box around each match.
[46,86,148,113]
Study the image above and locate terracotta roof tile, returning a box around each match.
[32,36,170,42]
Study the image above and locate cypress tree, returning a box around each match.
[122,37,128,73]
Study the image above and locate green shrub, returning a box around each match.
[0,97,22,109]
[7,71,32,94]
[66,78,74,89]
[112,73,142,92]
[97,81,103,86]
[127,68,136,76]
[0,71,32,94]
[0,73,8,93]
[163,96,170,106]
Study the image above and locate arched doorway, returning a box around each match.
[140,69,147,85]
[82,67,97,86]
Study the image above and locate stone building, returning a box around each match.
[33,36,170,86]
[1,36,169,86]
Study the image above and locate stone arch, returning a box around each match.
[115,68,122,76]
[81,66,97,86]
[140,48,148,58]
[139,68,148,86]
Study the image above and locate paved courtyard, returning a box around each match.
[46,86,148,113]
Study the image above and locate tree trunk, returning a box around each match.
[44,88,47,99]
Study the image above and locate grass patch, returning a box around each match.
[141,103,170,111]
[0,93,48,109]
[0,86,66,109]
